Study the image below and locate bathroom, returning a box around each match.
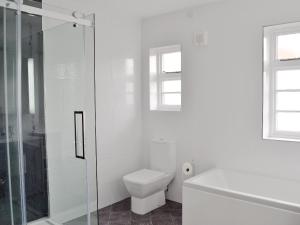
[2,0,300,225]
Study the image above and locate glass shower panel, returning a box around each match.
[0,2,96,225]
[0,3,25,225]
[21,11,48,223]
[43,20,96,225]
[21,13,97,225]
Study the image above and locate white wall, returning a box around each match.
[95,12,143,208]
[142,0,300,203]
[44,0,143,209]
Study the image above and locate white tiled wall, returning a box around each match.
[45,0,300,209]
[142,0,300,203]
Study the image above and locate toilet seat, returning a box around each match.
[123,169,171,199]
[123,169,167,185]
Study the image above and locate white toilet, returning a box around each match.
[123,139,176,215]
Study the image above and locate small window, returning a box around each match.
[277,33,300,60]
[162,52,181,73]
[149,45,182,111]
[264,22,300,141]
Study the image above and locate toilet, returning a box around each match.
[123,139,176,215]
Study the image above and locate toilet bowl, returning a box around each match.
[123,139,176,215]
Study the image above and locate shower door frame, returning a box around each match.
[1,1,98,225]
[0,0,93,26]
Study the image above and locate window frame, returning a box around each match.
[264,22,300,142]
[149,45,182,111]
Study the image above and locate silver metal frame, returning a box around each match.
[3,6,15,225]
[0,0,93,27]
[16,1,28,224]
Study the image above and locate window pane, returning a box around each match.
[162,93,181,106]
[162,80,181,93]
[277,92,300,110]
[162,52,181,73]
[276,112,300,132]
[276,70,300,90]
[277,33,300,60]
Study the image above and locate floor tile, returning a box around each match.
[99,198,182,225]
[64,198,182,225]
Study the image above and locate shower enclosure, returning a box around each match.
[0,0,98,225]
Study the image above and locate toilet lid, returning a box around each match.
[124,169,167,185]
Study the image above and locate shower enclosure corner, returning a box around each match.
[0,1,98,225]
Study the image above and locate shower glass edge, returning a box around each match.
[2,1,27,225]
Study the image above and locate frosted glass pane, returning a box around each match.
[162,52,181,73]
[277,70,300,90]
[277,33,300,60]
[162,80,181,92]
[277,92,300,110]
[276,112,300,132]
[162,93,181,105]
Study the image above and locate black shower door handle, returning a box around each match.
[74,111,85,159]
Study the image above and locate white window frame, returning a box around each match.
[149,45,182,111]
[264,22,300,142]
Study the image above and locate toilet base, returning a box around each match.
[131,190,166,215]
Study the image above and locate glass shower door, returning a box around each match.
[40,18,97,225]
[1,1,97,224]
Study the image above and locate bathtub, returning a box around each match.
[183,168,300,225]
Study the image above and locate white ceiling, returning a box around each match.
[105,0,222,18]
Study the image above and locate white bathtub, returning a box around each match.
[183,168,300,225]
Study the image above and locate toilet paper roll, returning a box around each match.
[182,162,194,177]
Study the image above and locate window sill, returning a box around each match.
[150,106,181,112]
[263,135,300,143]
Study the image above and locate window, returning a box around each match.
[28,58,36,114]
[149,45,182,111]
[264,22,300,141]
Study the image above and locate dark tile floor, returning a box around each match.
[98,198,182,225]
